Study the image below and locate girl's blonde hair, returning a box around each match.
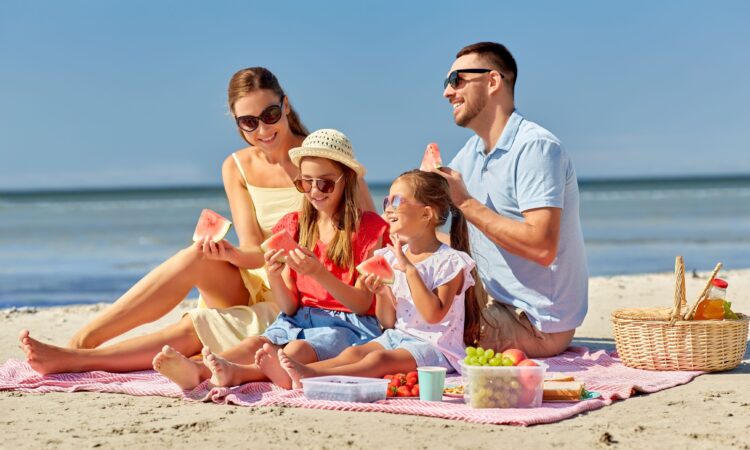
[298,160,361,273]
[395,170,485,345]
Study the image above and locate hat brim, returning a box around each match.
[288,147,366,178]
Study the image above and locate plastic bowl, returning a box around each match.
[300,376,388,403]
[460,361,548,408]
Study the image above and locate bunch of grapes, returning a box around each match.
[463,346,515,367]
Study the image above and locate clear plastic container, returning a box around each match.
[300,376,388,403]
[460,361,548,408]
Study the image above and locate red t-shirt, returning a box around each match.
[271,211,391,315]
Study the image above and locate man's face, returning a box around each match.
[443,54,490,128]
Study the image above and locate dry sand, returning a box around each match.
[2,269,749,449]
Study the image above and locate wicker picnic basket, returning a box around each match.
[612,257,749,372]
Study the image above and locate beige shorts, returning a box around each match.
[478,299,575,358]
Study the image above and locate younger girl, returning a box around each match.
[257,170,483,388]
[154,129,390,389]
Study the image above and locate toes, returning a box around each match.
[201,346,211,358]
[18,329,30,340]
[161,345,175,356]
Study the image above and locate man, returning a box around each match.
[434,42,588,357]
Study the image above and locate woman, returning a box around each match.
[18,68,375,375]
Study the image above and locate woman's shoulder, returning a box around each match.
[221,148,254,182]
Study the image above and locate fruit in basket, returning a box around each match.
[517,359,539,367]
[384,372,419,397]
[723,301,739,320]
[397,386,412,397]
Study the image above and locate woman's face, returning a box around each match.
[383,180,430,237]
[298,157,346,216]
[233,89,290,151]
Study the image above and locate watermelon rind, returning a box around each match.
[192,209,232,243]
[419,143,443,171]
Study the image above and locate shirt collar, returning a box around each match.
[475,110,524,155]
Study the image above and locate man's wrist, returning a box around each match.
[457,195,476,212]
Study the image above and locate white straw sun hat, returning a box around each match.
[288,129,366,177]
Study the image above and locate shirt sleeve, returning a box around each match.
[515,139,568,212]
[432,250,476,296]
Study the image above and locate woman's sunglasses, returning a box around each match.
[234,95,285,132]
[443,68,495,89]
[293,175,344,194]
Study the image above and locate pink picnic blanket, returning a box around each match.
[0,347,703,426]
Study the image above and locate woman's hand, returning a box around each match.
[263,249,286,278]
[197,237,240,264]
[286,248,325,277]
[362,273,389,296]
[387,234,414,272]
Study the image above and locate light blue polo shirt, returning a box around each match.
[449,110,588,333]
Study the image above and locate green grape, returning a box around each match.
[468,356,479,366]
[502,356,514,366]
[475,347,485,355]
[484,349,495,359]
[463,355,473,366]
[489,357,502,366]
[478,355,488,365]
[465,346,477,357]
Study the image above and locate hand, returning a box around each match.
[263,249,287,277]
[286,248,325,277]
[197,237,239,263]
[387,234,414,272]
[432,166,472,207]
[362,273,389,295]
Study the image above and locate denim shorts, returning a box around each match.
[262,306,382,361]
[371,329,454,372]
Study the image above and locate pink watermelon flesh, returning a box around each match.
[260,230,299,261]
[356,254,395,284]
[419,143,443,171]
[193,209,232,243]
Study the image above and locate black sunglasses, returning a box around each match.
[234,95,285,132]
[444,69,497,89]
[293,175,344,194]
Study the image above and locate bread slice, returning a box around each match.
[543,381,585,401]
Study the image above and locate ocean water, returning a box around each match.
[1,176,749,308]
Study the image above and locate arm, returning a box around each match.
[218,153,267,269]
[434,167,561,266]
[264,250,300,316]
[361,273,396,328]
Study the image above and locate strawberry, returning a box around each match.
[386,386,398,397]
[407,371,418,379]
[406,375,418,386]
[389,377,401,388]
[396,386,412,397]
[411,385,420,397]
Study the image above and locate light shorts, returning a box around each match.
[372,328,454,373]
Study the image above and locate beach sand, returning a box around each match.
[2,269,749,449]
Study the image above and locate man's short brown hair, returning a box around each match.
[456,42,517,91]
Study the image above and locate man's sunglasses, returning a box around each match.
[293,175,344,194]
[443,69,497,89]
[235,95,285,132]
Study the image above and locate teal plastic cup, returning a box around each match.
[417,366,447,401]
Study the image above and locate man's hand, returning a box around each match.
[432,167,472,207]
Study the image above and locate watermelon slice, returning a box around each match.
[356,254,395,285]
[260,230,299,262]
[192,209,232,243]
[419,143,443,171]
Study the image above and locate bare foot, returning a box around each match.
[18,329,84,375]
[152,345,205,390]
[201,346,244,387]
[278,349,317,390]
[255,343,292,389]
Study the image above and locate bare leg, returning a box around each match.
[202,340,318,388]
[18,315,203,375]
[69,243,251,349]
[279,348,417,389]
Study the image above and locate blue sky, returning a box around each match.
[1,1,749,190]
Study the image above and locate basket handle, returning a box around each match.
[669,256,686,323]
[683,262,723,320]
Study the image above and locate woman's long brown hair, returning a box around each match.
[227,67,309,144]
[396,170,485,345]
[298,160,361,274]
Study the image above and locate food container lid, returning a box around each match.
[712,278,728,288]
